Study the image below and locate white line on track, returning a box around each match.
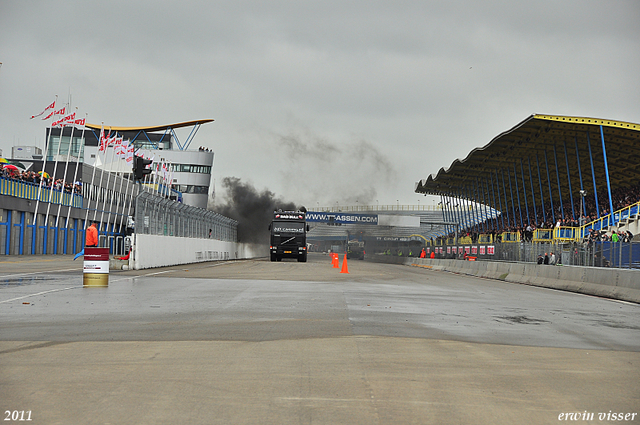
[0,286,81,304]
[0,261,238,304]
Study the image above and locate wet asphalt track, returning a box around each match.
[0,253,638,424]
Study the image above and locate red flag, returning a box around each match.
[31,100,56,119]
[98,127,106,152]
[42,106,66,121]
[51,112,75,128]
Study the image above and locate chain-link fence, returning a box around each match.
[431,241,640,269]
[134,191,237,241]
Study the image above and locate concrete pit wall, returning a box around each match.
[404,257,640,304]
[130,234,265,270]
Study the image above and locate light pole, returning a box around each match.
[579,189,587,226]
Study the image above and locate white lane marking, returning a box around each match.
[0,261,240,303]
[0,268,79,279]
[0,286,81,304]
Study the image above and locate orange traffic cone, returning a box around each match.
[340,253,349,274]
[332,253,339,268]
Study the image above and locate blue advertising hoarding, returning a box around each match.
[306,211,379,225]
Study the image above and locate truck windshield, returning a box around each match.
[272,221,305,234]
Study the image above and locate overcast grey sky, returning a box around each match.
[1,0,638,208]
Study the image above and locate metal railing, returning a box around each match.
[134,190,237,241]
[0,176,83,208]
[576,200,640,240]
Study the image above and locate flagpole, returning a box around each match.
[67,113,87,230]
[114,141,129,234]
[44,106,71,246]
[86,123,103,227]
[104,135,124,239]
[93,127,112,223]
[55,107,78,228]
[32,95,57,253]
[98,129,116,232]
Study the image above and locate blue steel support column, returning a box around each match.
[553,144,564,222]
[30,219,36,255]
[587,131,600,218]
[441,194,448,235]
[520,160,530,225]
[528,157,538,224]
[600,125,615,226]
[446,194,454,235]
[452,191,462,231]
[53,223,58,255]
[492,170,505,230]
[17,212,25,255]
[563,139,576,220]
[447,192,462,231]
[574,136,586,219]
[470,184,480,232]
[458,188,472,230]
[464,187,474,232]
[478,176,489,232]
[468,185,480,233]
[447,193,457,233]
[456,189,468,231]
[469,185,484,233]
[4,210,11,255]
[486,177,496,230]
[72,218,78,254]
[512,164,524,227]
[501,169,513,229]
[478,178,488,232]
[62,218,68,255]
[440,194,448,234]
[43,220,48,255]
[535,154,547,225]
[543,149,556,224]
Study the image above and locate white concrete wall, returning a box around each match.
[131,234,266,269]
[405,257,640,304]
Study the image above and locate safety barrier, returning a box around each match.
[405,257,640,304]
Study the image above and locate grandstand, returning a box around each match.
[414,114,640,268]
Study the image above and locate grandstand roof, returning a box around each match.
[415,114,640,211]
[85,119,214,132]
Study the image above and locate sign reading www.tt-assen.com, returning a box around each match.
[306,211,379,225]
[306,212,421,227]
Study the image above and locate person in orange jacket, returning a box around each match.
[86,221,98,247]
[430,250,435,259]
[419,248,426,258]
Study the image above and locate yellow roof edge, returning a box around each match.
[533,114,640,130]
[85,119,214,132]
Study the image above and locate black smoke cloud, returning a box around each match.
[211,177,298,244]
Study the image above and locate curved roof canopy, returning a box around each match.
[415,114,640,213]
[85,119,214,132]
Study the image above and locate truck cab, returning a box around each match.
[269,211,309,262]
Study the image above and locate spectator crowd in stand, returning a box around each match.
[439,184,640,243]
[0,167,82,195]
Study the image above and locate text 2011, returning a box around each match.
[4,411,32,421]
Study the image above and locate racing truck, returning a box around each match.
[347,239,365,260]
[269,210,309,262]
